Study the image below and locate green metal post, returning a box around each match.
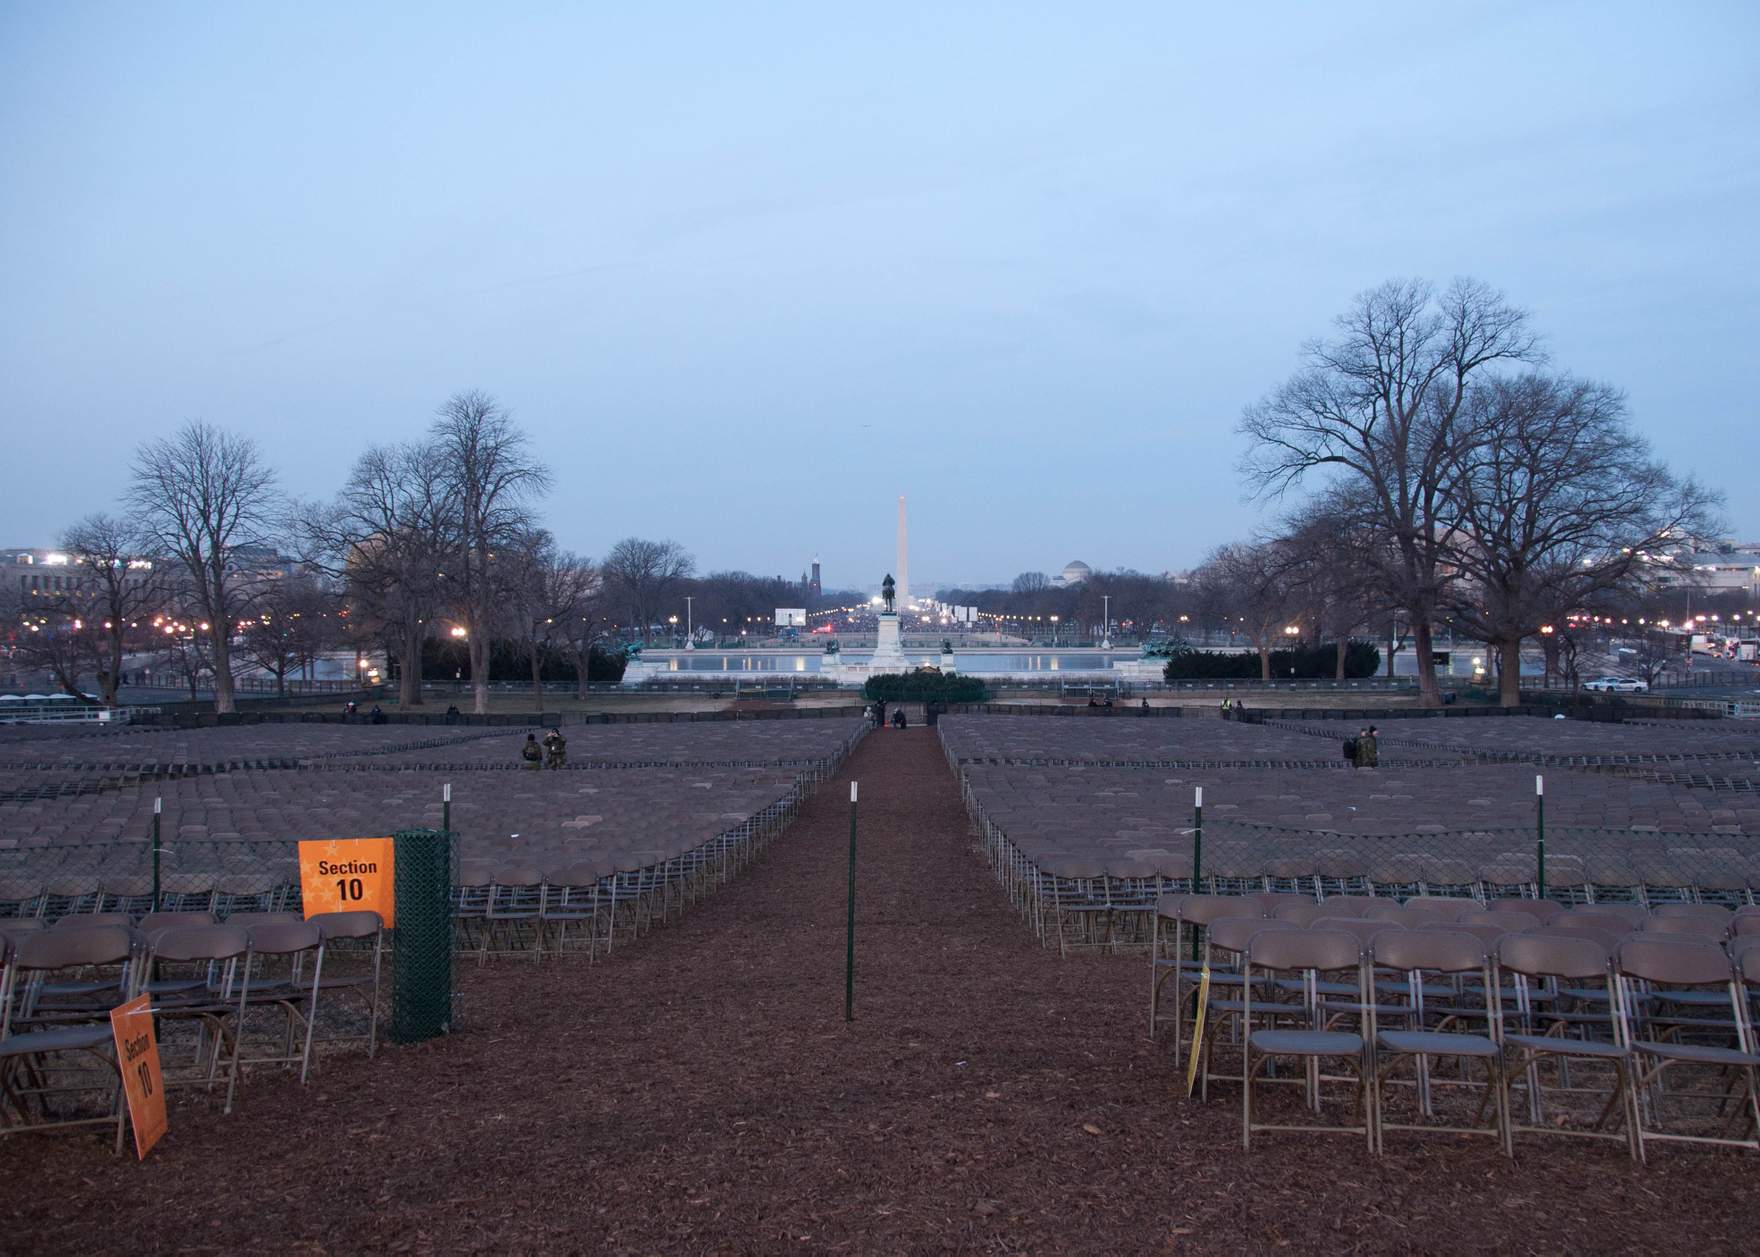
[442,782,451,834]
[1190,786,1203,962]
[390,827,454,1043]
[151,797,162,908]
[1535,774,1546,901]
[845,781,858,1023]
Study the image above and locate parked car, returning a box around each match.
[1583,676,1648,693]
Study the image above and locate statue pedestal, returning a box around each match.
[870,612,909,674]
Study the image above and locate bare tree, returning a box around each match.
[128,422,278,713]
[1240,279,1540,705]
[302,441,456,707]
[240,574,340,695]
[1279,495,1384,679]
[1443,374,1722,705]
[505,531,597,702]
[1193,542,1297,680]
[1011,571,1049,594]
[602,537,695,642]
[557,564,610,698]
[1,584,101,698]
[59,513,166,705]
[429,391,551,714]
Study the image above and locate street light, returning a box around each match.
[1100,594,1112,650]
[684,596,694,650]
[1050,614,1059,647]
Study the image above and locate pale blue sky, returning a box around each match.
[3,2,1756,588]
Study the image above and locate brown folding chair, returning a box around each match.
[1494,933,1637,1160]
[308,910,385,1058]
[1615,937,1760,1161]
[1368,929,1509,1155]
[0,926,139,1153]
[1240,927,1372,1151]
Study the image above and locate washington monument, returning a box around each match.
[896,495,910,609]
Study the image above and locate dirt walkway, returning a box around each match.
[6,729,1756,1253]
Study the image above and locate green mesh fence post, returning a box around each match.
[151,797,163,908]
[442,782,451,834]
[391,827,454,1043]
[1535,774,1546,901]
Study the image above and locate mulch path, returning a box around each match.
[5,728,1757,1254]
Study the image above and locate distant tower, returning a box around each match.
[896,496,910,608]
[810,557,822,597]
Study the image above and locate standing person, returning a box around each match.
[520,732,543,770]
[875,699,888,729]
[1354,725,1379,769]
[1220,696,1232,719]
[543,727,567,769]
[1233,698,1247,723]
[1139,698,1151,715]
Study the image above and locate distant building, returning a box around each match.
[1053,559,1092,588]
[1645,540,1760,598]
[4,546,157,602]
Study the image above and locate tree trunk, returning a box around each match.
[276,667,286,697]
[400,623,424,707]
[530,638,545,704]
[102,630,123,706]
[1258,643,1271,681]
[1498,637,1522,707]
[1335,638,1347,681]
[1413,619,1441,707]
[1385,624,1397,679]
[570,645,589,699]
[469,628,490,715]
[210,630,236,714]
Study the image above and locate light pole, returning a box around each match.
[1050,614,1059,647]
[684,596,694,650]
[1101,595,1112,650]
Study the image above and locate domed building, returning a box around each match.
[1053,560,1092,588]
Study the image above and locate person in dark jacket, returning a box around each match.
[543,727,567,769]
[520,733,543,769]
[891,707,907,729]
[1353,725,1379,769]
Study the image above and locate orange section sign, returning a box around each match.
[298,836,396,928]
[110,994,167,1159]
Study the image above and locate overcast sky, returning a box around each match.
[3,3,1755,589]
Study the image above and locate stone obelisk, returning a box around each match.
[896,495,910,609]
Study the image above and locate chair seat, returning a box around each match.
[1652,990,1736,1008]
[1631,1040,1760,1068]
[1378,1029,1499,1057]
[1274,977,1359,997]
[1251,1029,1364,1056]
[0,1023,114,1057]
[1504,1032,1627,1059]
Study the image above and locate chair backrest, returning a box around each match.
[1421,920,1508,949]
[1735,938,1760,984]
[1316,894,1378,917]
[1651,902,1732,923]
[1362,900,1414,922]
[1401,898,1480,922]
[1177,895,1261,926]
[245,920,323,956]
[1639,915,1728,939]
[1311,917,1397,944]
[1208,916,1294,954]
[1480,910,1541,930]
[1530,923,1624,951]
[1499,932,1611,980]
[1246,927,1362,973]
[0,919,45,938]
[50,911,132,932]
[1247,893,1312,916]
[17,924,135,969]
[1567,905,1647,928]
[139,910,219,934]
[308,910,383,941]
[222,911,304,927]
[150,923,250,964]
[1616,937,1734,987]
[1371,929,1487,974]
[1271,902,1331,926]
[1482,898,1563,924]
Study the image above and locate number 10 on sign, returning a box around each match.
[298,837,396,927]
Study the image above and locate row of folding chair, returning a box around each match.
[0,875,300,921]
[0,910,383,1152]
[1150,894,1760,1162]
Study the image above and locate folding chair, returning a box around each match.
[146,923,252,1113]
[1241,927,1373,1151]
[1494,933,1638,1160]
[1615,937,1760,1160]
[233,921,326,1092]
[1368,929,1509,1155]
[309,911,385,1059]
[0,926,139,1153]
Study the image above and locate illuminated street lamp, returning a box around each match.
[1050,614,1060,647]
